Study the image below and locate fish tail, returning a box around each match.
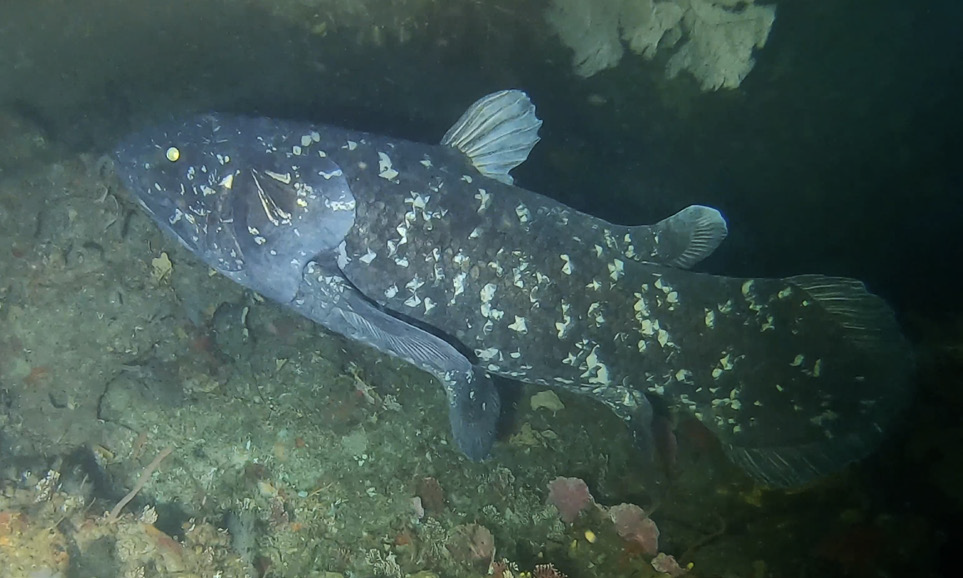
[698,275,913,487]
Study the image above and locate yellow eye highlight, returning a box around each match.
[166,147,180,162]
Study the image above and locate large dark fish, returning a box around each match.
[113,90,913,487]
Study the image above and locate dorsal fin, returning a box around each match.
[441,90,543,185]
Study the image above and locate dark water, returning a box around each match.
[1,0,960,576]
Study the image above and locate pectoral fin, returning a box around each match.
[295,255,500,460]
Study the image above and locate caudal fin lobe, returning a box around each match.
[700,275,913,487]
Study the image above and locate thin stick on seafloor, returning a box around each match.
[107,446,173,522]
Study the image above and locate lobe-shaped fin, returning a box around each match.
[648,205,728,268]
[441,90,543,185]
[714,275,913,487]
[297,257,501,461]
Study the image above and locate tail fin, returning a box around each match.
[692,275,913,487]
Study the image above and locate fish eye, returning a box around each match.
[166,146,180,162]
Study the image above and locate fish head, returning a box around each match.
[113,115,220,249]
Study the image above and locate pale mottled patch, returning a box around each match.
[508,316,528,333]
[378,152,399,180]
[560,254,572,275]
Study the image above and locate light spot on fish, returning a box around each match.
[508,316,528,333]
[292,145,302,155]
[741,280,754,296]
[378,152,399,180]
[633,293,650,318]
[403,294,421,307]
[666,291,679,304]
[469,226,482,239]
[639,319,655,336]
[451,272,467,303]
[515,203,531,223]
[461,175,473,183]
[705,309,715,328]
[300,134,313,147]
[475,189,491,213]
[813,358,823,377]
[394,257,409,267]
[451,253,469,268]
[407,192,429,211]
[480,283,496,302]
[405,276,424,292]
[594,245,603,257]
[556,300,573,339]
[777,287,792,299]
[810,410,838,428]
[360,250,377,264]
[344,140,358,151]
[419,156,433,168]
[219,173,234,189]
[790,354,805,367]
[560,254,572,275]
[264,170,292,184]
[385,284,398,299]
[586,279,601,291]
[319,169,343,180]
[479,283,497,317]
[675,369,692,382]
[326,199,355,211]
[476,347,501,361]
[608,259,624,281]
[512,267,525,288]
[423,297,436,314]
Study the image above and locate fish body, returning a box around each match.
[113,91,913,486]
